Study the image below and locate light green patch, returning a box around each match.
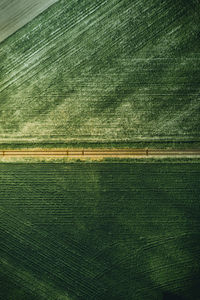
[0,0,58,43]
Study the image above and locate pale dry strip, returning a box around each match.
[0,0,58,43]
[0,149,200,159]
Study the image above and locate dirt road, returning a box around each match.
[0,149,200,159]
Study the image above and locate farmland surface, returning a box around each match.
[0,161,200,299]
[0,0,199,146]
[0,0,58,43]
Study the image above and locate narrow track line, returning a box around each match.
[0,149,200,158]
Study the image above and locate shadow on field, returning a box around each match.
[163,292,186,299]
[0,274,37,300]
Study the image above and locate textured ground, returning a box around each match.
[0,161,200,299]
[0,0,199,146]
[0,1,199,299]
[0,0,58,43]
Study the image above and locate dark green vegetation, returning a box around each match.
[0,0,200,146]
[0,140,199,150]
[0,161,200,299]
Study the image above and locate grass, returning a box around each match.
[0,0,200,147]
[0,160,200,299]
[0,140,199,150]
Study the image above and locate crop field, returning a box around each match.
[1,2,199,300]
[0,0,58,43]
[0,0,200,147]
[0,161,200,299]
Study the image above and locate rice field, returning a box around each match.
[0,161,200,299]
[0,0,199,147]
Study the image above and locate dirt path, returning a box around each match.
[0,149,200,159]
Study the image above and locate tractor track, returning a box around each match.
[0,149,200,159]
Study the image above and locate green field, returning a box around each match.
[0,161,200,299]
[0,0,200,147]
[1,1,200,299]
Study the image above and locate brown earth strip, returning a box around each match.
[0,149,200,159]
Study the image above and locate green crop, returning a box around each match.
[0,161,200,299]
[0,0,199,147]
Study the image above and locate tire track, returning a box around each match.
[0,148,200,159]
